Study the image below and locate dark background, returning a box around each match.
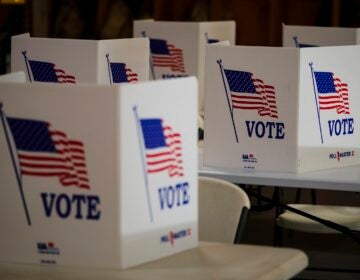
[1,0,360,74]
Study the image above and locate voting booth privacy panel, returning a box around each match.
[283,24,360,47]
[11,33,149,85]
[133,20,236,115]
[0,71,26,83]
[204,44,360,172]
[0,78,198,268]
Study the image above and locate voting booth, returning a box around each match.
[0,71,26,83]
[204,44,360,172]
[11,33,149,85]
[133,20,236,115]
[283,24,360,47]
[0,78,198,268]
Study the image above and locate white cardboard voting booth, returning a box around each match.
[11,33,149,85]
[283,24,360,47]
[133,20,236,115]
[204,44,360,172]
[0,78,198,268]
[0,71,26,83]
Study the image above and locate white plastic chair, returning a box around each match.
[275,204,360,274]
[276,204,360,244]
[198,176,251,244]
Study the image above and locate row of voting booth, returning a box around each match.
[0,21,360,269]
[204,43,360,172]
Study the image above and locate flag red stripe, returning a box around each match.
[17,126,90,188]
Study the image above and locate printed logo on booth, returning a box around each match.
[37,241,60,255]
[329,150,355,162]
[242,153,258,163]
[160,228,192,246]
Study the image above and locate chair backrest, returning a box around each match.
[198,176,250,244]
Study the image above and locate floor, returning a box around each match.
[241,186,360,280]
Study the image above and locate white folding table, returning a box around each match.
[0,242,308,280]
[199,149,360,192]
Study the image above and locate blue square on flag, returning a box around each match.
[140,119,166,149]
[314,72,336,93]
[150,39,170,55]
[7,118,56,152]
[224,70,256,93]
[208,38,219,44]
[110,62,129,83]
[28,60,59,83]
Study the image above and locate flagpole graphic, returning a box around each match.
[217,59,239,143]
[0,103,31,225]
[309,62,324,144]
[205,32,209,42]
[106,53,113,85]
[133,106,154,222]
[293,36,300,48]
[141,31,156,80]
[22,51,32,82]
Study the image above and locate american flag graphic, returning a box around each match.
[205,32,219,44]
[28,60,76,83]
[7,117,90,189]
[293,37,318,48]
[140,119,184,177]
[223,69,278,118]
[207,38,219,44]
[314,71,350,114]
[149,38,185,73]
[109,62,138,84]
[297,42,318,48]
